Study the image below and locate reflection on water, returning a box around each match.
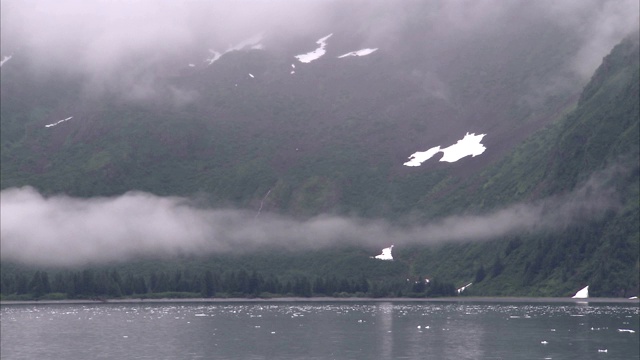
[1,301,638,360]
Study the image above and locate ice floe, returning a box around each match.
[404,133,486,166]
[338,48,378,58]
[373,245,394,260]
[45,116,73,128]
[295,33,332,63]
[249,73,255,78]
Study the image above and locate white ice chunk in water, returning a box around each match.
[373,245,394,260]
[249,73,255,78]
[188,63,195,67]
[45,116,73,128]
[572,286,589,299]
[618,329,636,333]
[338,48,378,58]
[295,33,332,63]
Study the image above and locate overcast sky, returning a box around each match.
[2,0,637,80]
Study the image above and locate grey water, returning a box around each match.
[1,300,638,360]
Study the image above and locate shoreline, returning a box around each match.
[2,296,639,306]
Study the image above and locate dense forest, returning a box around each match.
[0,267,456,301]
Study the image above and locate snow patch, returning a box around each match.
[338,48,378,58]
[571,286,589,299]
[618,329,636,333]
[457,283,472,294]
[404,133,486,166]
[45,116,73,128]
[205,50,222,65]
[205,34,264,65]
[403,146,441,167]
[0,55,12,67]
[295,33,332,63]
[373,245,393,260]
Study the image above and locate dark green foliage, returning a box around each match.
[0,266,456,300]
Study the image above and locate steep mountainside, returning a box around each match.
[406,35,639,297]
[1,2,638,298]
[1,3,586,217]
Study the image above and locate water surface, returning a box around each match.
[2,300,638,359]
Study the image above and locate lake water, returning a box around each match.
[1,299,638,360]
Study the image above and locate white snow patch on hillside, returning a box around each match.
[45,116,73,128]
[373,245,394,260]
[0,55,12,67]
[403,146,441,167]
[457,283,472,294]
[338,48,378,58]
[205,34,264,65]
[404,133,486,166]
[295,33,332,63]
[205,50,222,65]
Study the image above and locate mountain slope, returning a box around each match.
[407,35,639,297]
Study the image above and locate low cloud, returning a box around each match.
[0,167,621,267]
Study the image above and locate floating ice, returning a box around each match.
[373,245,394,260]
[338,48,378,58]
[295,33,332,63]
[541,341,548,345]
[598,349,608,353]
[629,296,638,300]
[45,116,73,128]
[249,73,255,78]
[404,133,486,166]
[188,63,195,67]
[571,286,589,299]
[0,55,12,67]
